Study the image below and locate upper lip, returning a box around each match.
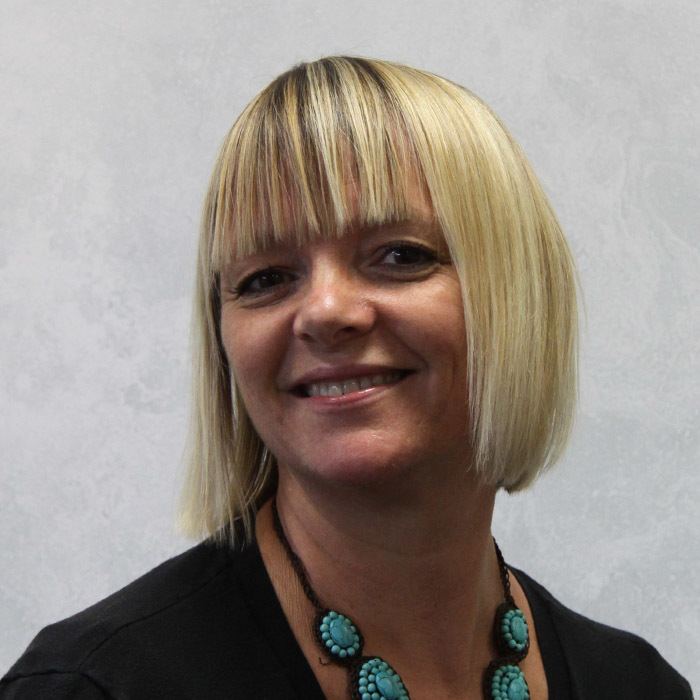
[286,364,412,391]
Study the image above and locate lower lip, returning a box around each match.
[293,375,410,410]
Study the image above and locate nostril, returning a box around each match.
[291,289,376,347]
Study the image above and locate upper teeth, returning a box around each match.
[305,371,404,397]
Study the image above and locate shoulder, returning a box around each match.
[1,536,259,698]
[512,566,693,699]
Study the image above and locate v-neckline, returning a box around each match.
[230,534,572,699]
[230,536,327,698]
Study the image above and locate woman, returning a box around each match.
[1,56,691,699]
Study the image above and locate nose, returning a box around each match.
[292,263,376,348]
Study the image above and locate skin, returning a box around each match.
[220,197,548,699]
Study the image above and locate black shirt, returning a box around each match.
[1,535,692,699]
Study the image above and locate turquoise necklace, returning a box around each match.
[271,498,531,700]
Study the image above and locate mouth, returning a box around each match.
[292,370,412,398]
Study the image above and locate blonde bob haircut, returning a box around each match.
[179,56,578,545]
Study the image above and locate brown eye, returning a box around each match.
[236,268,295,296]
[379,244,436,267]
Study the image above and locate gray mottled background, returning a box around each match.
[1,0,698,690]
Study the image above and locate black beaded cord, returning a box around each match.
[271,498,366,668]
[271,497,530,700]
[271,497,323,610]
[491,540,530,661]
[494,538,513,601]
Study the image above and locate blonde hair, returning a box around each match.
[178,56,579,545]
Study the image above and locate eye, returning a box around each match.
[234,267,295,297]
[377,243,437,268]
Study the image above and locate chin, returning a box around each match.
[299,445,420,490]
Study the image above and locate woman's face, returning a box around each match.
[220,201,471,489]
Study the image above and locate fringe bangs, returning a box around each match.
[210,58,427,270]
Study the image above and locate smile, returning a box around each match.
[297,370,409,398]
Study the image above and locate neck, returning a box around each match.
[257,464,503,695]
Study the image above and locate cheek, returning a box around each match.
[418,291,469,398]
[220,310,287,413]
[410,288,467,360]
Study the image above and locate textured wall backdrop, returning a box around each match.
[1,0,697,690]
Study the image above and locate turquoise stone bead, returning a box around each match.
[511,616,527,644]
[318,610,361,660]
[356,657,409,699]
[499,608,528,653]
[375,670,402,699]
[508,677,527,700]
[330,616,355,646]
[489,664,529,700]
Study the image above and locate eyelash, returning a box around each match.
[232,243,438,298]
[232,268,296,298]
[376,242,437,268]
